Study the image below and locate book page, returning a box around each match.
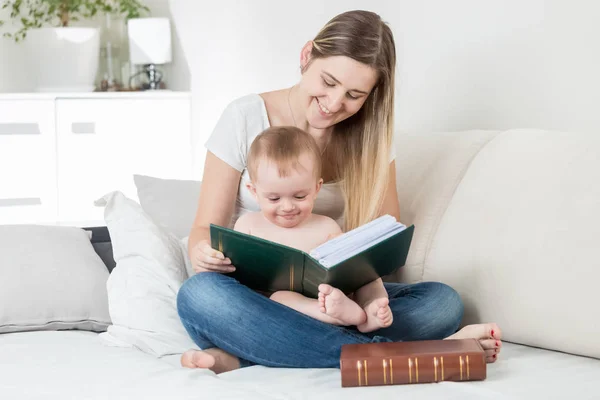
[318,225,406,268]
[310,215,407,268]
[309,215,397,259]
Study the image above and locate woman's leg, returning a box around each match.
[372,281,464,341]
[373,281,502,363]
[178,274,500,369]
[177,273,380,369]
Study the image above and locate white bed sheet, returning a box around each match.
[1,331,599,400]
[0,331,269,400]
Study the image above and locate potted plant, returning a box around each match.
[0,0,149,92]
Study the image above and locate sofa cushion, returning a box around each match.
[419,129,600,359]
[134,174,201,239]
[2,331,600,399]
[0,225,111,333]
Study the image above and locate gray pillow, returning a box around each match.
[0,225,111,333]
[133,174,201,239]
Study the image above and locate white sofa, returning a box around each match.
[1,129,598,399]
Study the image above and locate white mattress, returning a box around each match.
[1,331,599,400]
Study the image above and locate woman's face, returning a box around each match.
[298,51,379,130]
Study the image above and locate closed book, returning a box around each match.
[340,339,486,387]
[209,217,414,298]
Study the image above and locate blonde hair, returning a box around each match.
[306,10,396,231]
[247,126,322,182]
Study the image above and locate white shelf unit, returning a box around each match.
[0,92,193,225]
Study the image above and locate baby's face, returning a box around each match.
[248,154,322,228]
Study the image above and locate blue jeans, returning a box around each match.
[177,272,463,368]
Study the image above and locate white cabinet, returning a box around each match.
[0,100,57,224]
[0,92,192,225]
[55,96,192,222]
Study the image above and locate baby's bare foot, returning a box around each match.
[357,298,393,333]
[445,323,502,363]
[180,348,240,374]
[181,349,215,369]
[318,284,366,326]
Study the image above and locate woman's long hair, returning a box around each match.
[307,10,396,231]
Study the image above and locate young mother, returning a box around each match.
[177,10,502,373]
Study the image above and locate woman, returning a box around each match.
[177,10,502,373]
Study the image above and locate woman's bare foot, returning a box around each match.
[318,284,366,326]
[445,323,502,363]
[181,348,241,374]
[356,298,393,333]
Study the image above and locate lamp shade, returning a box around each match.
[128,18,172,65]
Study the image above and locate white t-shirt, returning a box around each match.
[204,94,346,228]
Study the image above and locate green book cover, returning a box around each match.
[210,223,415,298]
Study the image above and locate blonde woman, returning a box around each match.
[177,10,502,373]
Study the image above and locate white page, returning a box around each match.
[314,218,403,263]
[319,224,406,268]
[309,215,396,259]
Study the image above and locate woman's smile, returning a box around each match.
[316,97,332,116]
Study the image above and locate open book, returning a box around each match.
[210,215,414,298]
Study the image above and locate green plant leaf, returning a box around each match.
[1,0,152,42]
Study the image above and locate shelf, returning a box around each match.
[0,91,191,100]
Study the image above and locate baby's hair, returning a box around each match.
[247,126,322,182]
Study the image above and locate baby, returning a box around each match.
[234,126,393,332]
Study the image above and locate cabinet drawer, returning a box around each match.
[0,100,57,224]
[56,98,192,222]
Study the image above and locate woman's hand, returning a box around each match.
[191,239,235,274]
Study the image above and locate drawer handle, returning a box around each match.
[71,122,96,134]
[0,197,42,207]
[0,123,41,135]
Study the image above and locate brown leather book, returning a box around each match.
[340,339,486,387]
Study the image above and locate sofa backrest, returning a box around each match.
[394,129,600,360]
[394,130,501,282]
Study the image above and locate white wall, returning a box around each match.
[391,0,600,135]
[168,0,393,177]
[2,1,600,176]
[167,0,600,178]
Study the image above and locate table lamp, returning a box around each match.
[128,18,172,90]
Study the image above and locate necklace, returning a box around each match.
[287,85,297,128]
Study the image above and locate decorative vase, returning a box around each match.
[97,14,127,91]
[23,27,100,92]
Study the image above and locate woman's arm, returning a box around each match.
[379,160,401,221]
[188,151,242,272]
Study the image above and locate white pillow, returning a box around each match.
[94,191,199,357]
[0,225,111,333]
[134,174,201,239]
